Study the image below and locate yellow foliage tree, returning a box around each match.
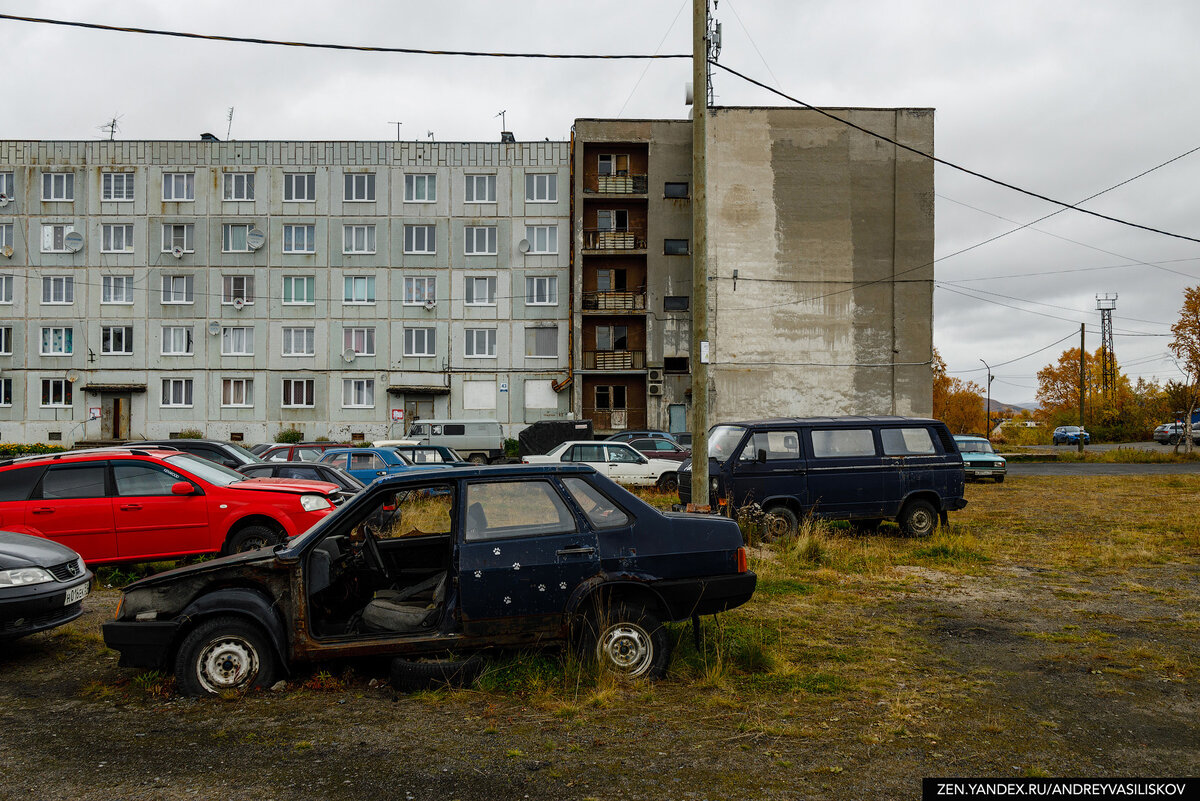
[932,349,987,434]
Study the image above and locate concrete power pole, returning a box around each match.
[689,0,710,511]
[1078,324,1086,455]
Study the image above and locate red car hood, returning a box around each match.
[231,477,341,495]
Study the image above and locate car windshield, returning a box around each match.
[224,443,264,464]
[708,425,748,461]
[957,440,994,454]
[165,452,247,486]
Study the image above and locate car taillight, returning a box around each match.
[736,546,748,573]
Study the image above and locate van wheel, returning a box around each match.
[468,454,488,465]
[224,525,280,555]
[175,616,277,697]
[898,499,938,537]
[765,505,799,536]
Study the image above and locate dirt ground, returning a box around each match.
[2,516,1197,799]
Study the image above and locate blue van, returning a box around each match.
[677,416,967,536]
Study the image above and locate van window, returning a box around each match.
[881,428,937,456]
[811,429,876,458]
[409,424,428,436]
[444,424,466,436]
[739,431,800,461]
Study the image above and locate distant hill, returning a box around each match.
[989,399,1037,413]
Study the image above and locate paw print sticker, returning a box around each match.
[537,584,546,592]
[474,570,482,579]
[503,596,512,605]
[512,562,521,571]
[559,582,568,590]
[492,547,501,556]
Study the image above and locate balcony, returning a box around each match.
[583,349,646,370]
[583,406,648,432]
[581,290,646,313]
[586,174,648,195]
[583,228,646,251]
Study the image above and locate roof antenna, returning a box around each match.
[97,114,122,140]
[427,131,435,141]
[226,107,235,140]
[388,121,403,141]
[495,109,506,130]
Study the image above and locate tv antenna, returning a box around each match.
[226,107,235,140]
[97,114,122,140]
[427,131,435,141]
[495,109,506,129]
[388,121,403,141]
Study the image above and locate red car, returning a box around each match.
[627,437,692,462]
[0,447,343,565]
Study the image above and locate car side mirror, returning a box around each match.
[757,448,767,463]
[171,481,195,496]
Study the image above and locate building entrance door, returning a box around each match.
[102,394,133,440]
[668,403,687,434]
[404,398,434,434]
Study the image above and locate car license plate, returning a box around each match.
[64,583,89,606]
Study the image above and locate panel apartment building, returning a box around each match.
[0,139,571,444]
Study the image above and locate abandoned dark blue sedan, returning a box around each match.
[103,464,756,696]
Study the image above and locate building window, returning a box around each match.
[0,223,11,249]
[42,172,74,202]
[343,276,375,304]
[102,172,135,201]
[596,209,628,231]
[0,378,11,406]
[664,238,690,255]
[221,378,253,407]
[0,275,10,304]
[0,326,11,355]
[595,385,627,411]
[223,173,255,201]
[101,326,134,355]
[342,378,375,408]
[344,173,375,202]
[162,173,195,201]
[343,224,376,254]
[403,328,435,357]
[525,276,558,305]
[0,172,13,200]
[283,173,316,202]
[465,174,496,203]
[281,327,315,356]
[464,328,497,358]
[41,276,74,305]
[222,275,255,305]
[403,276,436,305]
[102,223,134,253]
[283,224,316,253]
[525,173,557,203]
[162,274,194,304]
[404,173,436,203]
[596,325,628,351]
[464,276,496,306]
[664,182,689,198]
[343,327,375,356]
[162,326,194,355]
[102,276,134,304]
[525,225,557,254]
[598,154,629,177]
[161,378,193,407]
[42,378,73,408]
[221,326,255,356]
[403,224,436,254]
[464,226,497,255]
[664,295,690,311]
[664,356,690,373]
[525,326,558,358]
[282,275,315,305]
[161,223,195,253]
[41,224,75,253]
[222,224,252,252]
[41,326,73,355]
[282,378,315,408]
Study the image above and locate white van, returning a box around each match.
[406,419,504,464]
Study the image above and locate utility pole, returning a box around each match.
[1078,324,1085,454]
[980,359,992,439]
[689,0,710,512]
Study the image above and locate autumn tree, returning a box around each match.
[932,348,987,434]
[1168,286,1200,452]
[1036,346,1142,440]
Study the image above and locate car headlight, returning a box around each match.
[300,494,334,512]
[0,567,55,587]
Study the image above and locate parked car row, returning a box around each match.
[1152,422,1199,445]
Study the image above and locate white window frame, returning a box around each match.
[282,378,316,408]
[403,224,436,254]
[464,328,497,358]
[282,275,315,305]
[281,327,315,357]
[221,275,255,305]
[343,276,376,305]
[0,275,11,305]
[525,276,558,306]
[0,326,11,355]
[161,274,194,305]
[403,327,435,357]
[343,224,376,254]
[283,224,316,253]
[525,326,558,359]
[102,172,135,202]
[0,223,11,249]
[102,275,135,305]
[42,172,74,202]
[161,223,195,253]
[101,325,134,356]
[221,326,255,356]
[161,378,194,407]
[525,173,557,203]
[102,223,135,253]
[525,225,558,254]
[342,378,375,409]
[42,378,73,408]
[343,327,376,356]
[221,378,253,408]
[41,276,74,305]
[464,275,496,306]
[343,173,376,202]
[465,174,496,204]
[162,172,195,202]
[40,326,73,356]
[0,172,14,201]
[283,173,316,202]
[161,326,194,356]
[0,377,11,407]
[41,224,75,253]
[222,223,252,253]
[222,173,255,201]
[464,226,497,255]
[403,276,436,305]
[404,173,436,203]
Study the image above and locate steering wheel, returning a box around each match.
[358,528,387,576]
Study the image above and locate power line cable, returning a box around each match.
[939,256,1200,284]
[948,329,1079,374]
[616,0,689,117]
[936,282,1167,331]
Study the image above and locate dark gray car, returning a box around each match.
[0,531,92,640]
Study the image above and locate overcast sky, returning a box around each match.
[3,0,1197,406]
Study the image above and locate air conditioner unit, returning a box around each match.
[647,382,664,396]
[648,369,663,382]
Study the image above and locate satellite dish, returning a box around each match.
[246,228,265,250]
[342,347,356,363]
[171,245,184,259]
[233,297,245,310]
[64,231,84,253]
[684,81,694,106]
[517,239,530,253]
[208,320,221,336]
[422,298,437,311]
[66,370,80,384]
[378,372,388,383]
[0,246,12,259]
[0,194,9,207]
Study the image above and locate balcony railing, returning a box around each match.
[583,349,646,370]
[583,228,646,250]
[587,174,648,195]
[582,290,646,312]
[582,406,648,431]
